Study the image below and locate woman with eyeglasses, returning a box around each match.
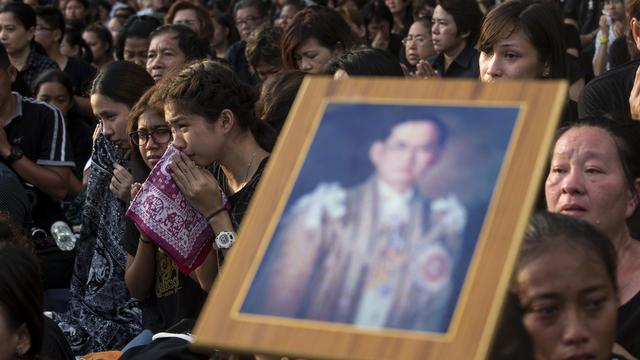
[403,17,435,75]
[118,87,211,352]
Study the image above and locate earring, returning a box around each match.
[542,67,551,78]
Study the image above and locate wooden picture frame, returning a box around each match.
[193,77,568,360]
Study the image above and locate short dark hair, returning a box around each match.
[478,0,566,79]
[282,6,358,70]
[258,69,304,134]
[35,5,65,43]
[90,60,154,108]
[326,47,404,77]
[33,69,74,100]
[83,23,113,54]
[361,0,394,44]
[0,2,37,29]
[152,60,276,152]
[630,0,640,21]
[245,26,283,68]
[149,24,210,61]
[520,211,617,292]
[233,0,272,18]
[62,28,93,63]
[436,0,484,46]
[115,15,161,60]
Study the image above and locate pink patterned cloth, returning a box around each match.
[126,145,213,274]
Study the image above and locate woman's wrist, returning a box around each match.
[207,210,234,233]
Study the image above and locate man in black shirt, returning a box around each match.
[0,43,74,232]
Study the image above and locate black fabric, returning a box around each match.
[124,221,209,333]
[17,46,58,92]
[387,33,403,61]
[427,45,479,78]
[50,136,142,354]
[211,156,268,230]
[63,57,97,97]
[41,316,74,360]
[0,162,30,227]
[66,110,93,179]
[578,58,640,120]
[225,41,258,87]
[1,93,75,231]
[618,290,640,358]
[564,23,581,51]
[609,36,631,70]
[563,0,601,34]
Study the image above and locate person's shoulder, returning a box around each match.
[427,52,442,65]
[586,58,640,89]
[66,57,97,76]
[20,96,63,120]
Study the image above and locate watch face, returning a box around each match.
[216,232,236,249]
[218,234,231,247]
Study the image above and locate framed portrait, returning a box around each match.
[193,78,568,359]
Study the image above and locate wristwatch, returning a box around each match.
[4,145,23,164]
[214,231,236,249]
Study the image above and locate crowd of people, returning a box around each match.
[0,0,638,358]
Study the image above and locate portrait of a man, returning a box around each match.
[242,103,517,333]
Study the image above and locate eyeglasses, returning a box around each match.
[402,35,429,46]
[235,15,263,27]
[129,127,172,146]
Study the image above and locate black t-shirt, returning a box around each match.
[124,220,209,333]
[618,290,640,358]
[41,316,74,360]
[225,40,258,87]
[63,57,97,97]
[428,45,480,78]
[211,156,268,230]
[0,163,30,227]
[1,93,75,231]
[578,58,640,120]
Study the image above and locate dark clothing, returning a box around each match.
[1,93,74,231]
[124,222,208,333]
[66,110,93,179]
[427,45,479,78]
[563,0,601,35]
[225,41,258,87]
[564,23,581,52]
[63,57,97,97]
[211,157,268,230]
[578,58,640,120]
[42,316,74,360]
[388,33,403,61]
[618,290,640,358]
[0,162,30,227]
[50,136,142,355]
[17,47,58,92]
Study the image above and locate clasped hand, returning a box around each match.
[169,152,223,217]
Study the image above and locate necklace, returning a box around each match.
[243,149,258,187]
